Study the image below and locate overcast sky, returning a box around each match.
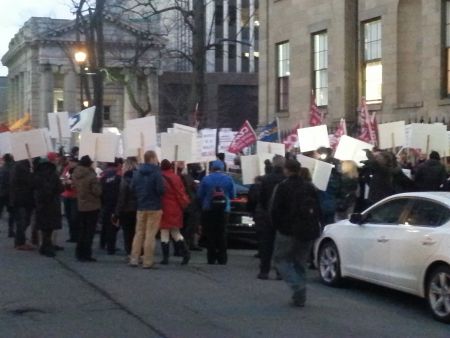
[0,0,75,76]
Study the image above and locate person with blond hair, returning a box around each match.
[129,151,164,269]
[336,160,359,220]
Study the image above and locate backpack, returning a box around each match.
[210,186,227,211]
[291,183,323,241]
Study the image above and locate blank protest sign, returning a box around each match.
[334,135,373,165]
[297,125,330,153]
[378,121,406,149]
[10,129,49,161]
[124,116,157,152]
[79,132,120,163]
[256,141,285,157]
[297,154,334,191]
[48,112,71,139]
[160,132,195,163]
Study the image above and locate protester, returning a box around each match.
[362,150,395,206]
[159,160,191,265]
[257,155,285,280]
[100,161,121,255]
[33,157,64,257]
[47,152,64,251]
[129,151,164,269]
[198,160,235,265]
[61,157,79,243]
[414,151,447,191]
[10,159,34,250]
[271,159,322,307]
[247,175,264,259]
[114,157,138,256]
[73,155,102,262]
[335,160,359,220]
[0,154,15,238]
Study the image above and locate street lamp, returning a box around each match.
[74,51,88,109]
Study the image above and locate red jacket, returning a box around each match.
[61,165,77,199]
[160,170,187,229]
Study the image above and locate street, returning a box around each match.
[0,223,449,338]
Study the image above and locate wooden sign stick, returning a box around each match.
[25,143,33,173]
[56,114,63,147]
[391,132,395,153]
[94,137,99,167]
[426,135,431,155]
[205,161,209,176]
[138,132,144,163]
[174,145,179,173]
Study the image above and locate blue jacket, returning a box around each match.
[198,172,236,212]
[131,164,164,211]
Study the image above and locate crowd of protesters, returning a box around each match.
[0,145,449,307]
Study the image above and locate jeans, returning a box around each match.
[14,206,32,247]
[76,210,99,260]
[0,196,15,236]
[274,232,314,301]
[103,209,118,254]
[130,210,162,267]
[120,211,136,255]
[63,198,79,241]
[202,210,228,265]
[258,221,276,274]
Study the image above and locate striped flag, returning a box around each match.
[329,118,347,150]
[358,97,378,146]
[309,91,324,126]
[282,123,301,151]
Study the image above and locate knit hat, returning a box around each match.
[79,155,93,167]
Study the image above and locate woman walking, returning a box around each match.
[160,160,190,265]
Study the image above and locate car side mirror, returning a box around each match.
[350,213,364,225]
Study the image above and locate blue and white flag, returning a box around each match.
[69,106,95,133]
[258,120,278,142]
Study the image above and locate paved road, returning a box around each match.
[0,224,449,338]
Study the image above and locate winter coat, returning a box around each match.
[271,175,322,240]
[33,162,64,231]
[131,163,164,211]
[73,165,102,212]
[9,160,34,208]
[0,161,14,198]
[160,170,188,229]
[61,165,77,199]
[318,169,341,223]
[197,172,236,212]
[414,159,448,191]
[115,170,137,215]
[100,167,121,212]
[336,175,358,212]
[259,168,285,210]
[362,158,395,206]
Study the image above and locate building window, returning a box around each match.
[313,31,328,106]
[104,105,111,121]
[445,1,450,95]
[363,19,382,103]
[277,41,290,111]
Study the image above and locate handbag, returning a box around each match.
[164,176,191,209]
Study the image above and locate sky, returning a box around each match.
[0,0,75,76]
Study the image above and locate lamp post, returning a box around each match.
[74,51,88,109]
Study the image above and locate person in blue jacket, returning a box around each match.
[198,160,235,265]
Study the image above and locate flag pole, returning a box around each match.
[276,117,281,143]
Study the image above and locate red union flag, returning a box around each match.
[228,120,257,154]
[329,118,347,150]
[358,97,378,146]
[309,90,324,126]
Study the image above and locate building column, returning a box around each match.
[249,0,255,73]
[123,69,138,122]
[236,0,242,73]
[205,1,216,72]
[223,0,229,73]
[147,67,159,117]
[40,64,54,128]
[63,69,78,113]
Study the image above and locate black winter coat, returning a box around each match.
[259,168,285,210]
[33,162,64,231]
[0,161,14,198]
[10,160,34,208]
[115,170,137,215]
[414,159,447,191]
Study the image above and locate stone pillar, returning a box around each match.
[63,69,78,113]
[40,64,54,128]
[223,0,229,73]
[148,68,159,117]
[249,0,255,73]
[205,1,216,73]
[236,0,242,73]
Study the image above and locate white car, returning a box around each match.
[315,192,450,323]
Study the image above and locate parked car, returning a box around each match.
[315,192,450,323]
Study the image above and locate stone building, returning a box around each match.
[259,0,450,129]
[1,16,163,129]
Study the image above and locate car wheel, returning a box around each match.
[318,241,342,286]
[427,265,450,323]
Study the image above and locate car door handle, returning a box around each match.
[377,237,389,243]
[422,239,437,246]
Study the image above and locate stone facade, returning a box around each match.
[259,0,449,129]
[1,16,163,129]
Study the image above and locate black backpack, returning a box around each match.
[291,183,323,241]
[210,186,227,211]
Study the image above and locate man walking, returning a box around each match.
[0,154,15,237]
[129,151,164,269]
[271,160,322,307]
[198,160,235,265]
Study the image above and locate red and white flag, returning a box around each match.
[329,118,347,150]
[228,120,257,154]
[309,91,324,126]
[282,123,301,151]
[358,97,378,146]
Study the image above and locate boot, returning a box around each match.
[176,240,191,265]
[160,242,169,265]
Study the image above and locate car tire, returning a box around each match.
[318,241,342,287]
[426,265,450,323]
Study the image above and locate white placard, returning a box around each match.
[124,116,157,153]
[199,129,217,162]
[405,124,412,148]
[10,129,49,161]
[409,123,448,156]
[297,154,334,191]
[173,123,197,135]
[378,121,406,149]
[257,141,285,157]
[218,129,237,153]
[160,132,195,163]
[48,112,71,139]
[240,153,274,185]
[41,128,54,153]
[298,125,330,153]
[0,132,12,155]
[79,132,120,163]
[334,135,374,165]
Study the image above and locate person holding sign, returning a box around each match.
[414,151,447,192]
[130,151,164,269]
[73,156,102,262]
